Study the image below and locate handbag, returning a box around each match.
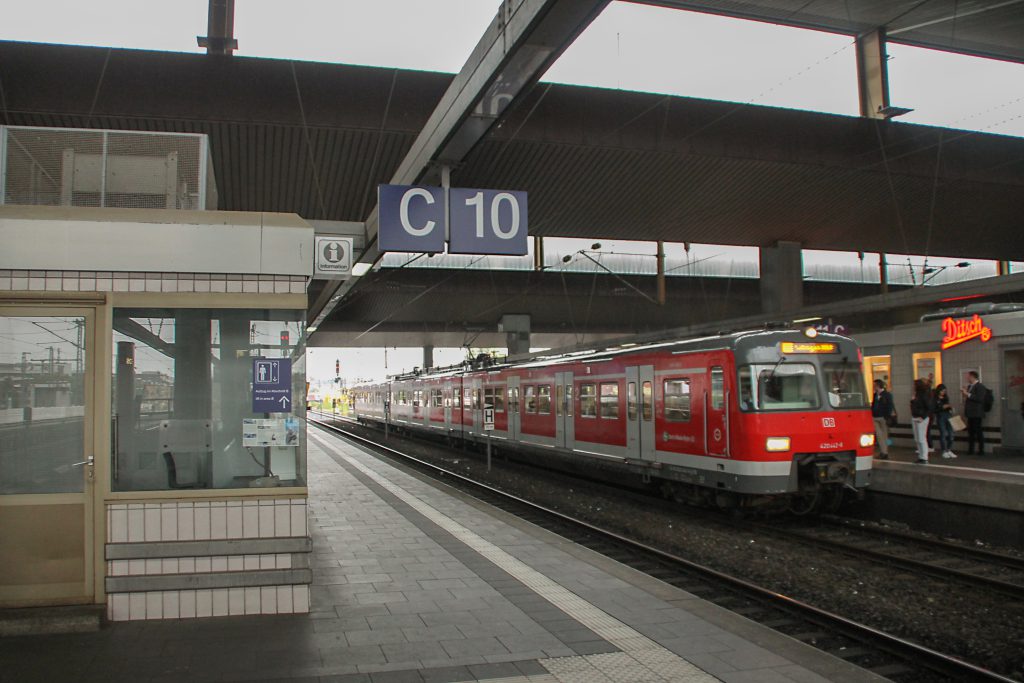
[950,414,967,432]
[886,412,898,427]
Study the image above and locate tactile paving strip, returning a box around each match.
[314,432,720,683]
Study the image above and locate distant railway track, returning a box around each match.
[309,414,1018,682]
[751,516,1024,601]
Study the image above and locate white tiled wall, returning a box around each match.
[0,270,308,294]
[108,586,310,621]
[105,497,309,621]
[108,498,308,543]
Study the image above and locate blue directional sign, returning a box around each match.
[448,188,528,255]
[378,184,446,253]
[252,358,292,413]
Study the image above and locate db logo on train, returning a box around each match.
[822,417,836,428]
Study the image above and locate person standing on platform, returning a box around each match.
[870,379,895,460]
[961,371,989,455]
[910,378,932,464]
[933,384,956,459]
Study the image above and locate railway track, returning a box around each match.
[754,516,1024,601]
[309,414,1018,682]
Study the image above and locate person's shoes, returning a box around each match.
[877,454,889,460]
[947,451,957,458]
[915,459,928,464]
[927,446,935,452]
[941,451,953,458]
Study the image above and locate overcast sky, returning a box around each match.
[4,1,1022,379]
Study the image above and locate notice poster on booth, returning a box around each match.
[242,418,300,447]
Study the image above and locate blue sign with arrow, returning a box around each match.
[252,358,292,413]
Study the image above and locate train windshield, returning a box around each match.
[823,361,868,409]
[739,363,820,411]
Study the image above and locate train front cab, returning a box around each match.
[729,332,874,510]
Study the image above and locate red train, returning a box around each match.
[351,328,874,513]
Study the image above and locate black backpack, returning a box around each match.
[983,386,994,412]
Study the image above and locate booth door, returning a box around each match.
[0,308,97,606]
[1003,348,1024,453]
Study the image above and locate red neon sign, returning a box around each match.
[940,314,992,350]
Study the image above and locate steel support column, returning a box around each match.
[855,28,890,119]
[760,241,803,316]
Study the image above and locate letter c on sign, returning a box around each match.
[400,188,436,237]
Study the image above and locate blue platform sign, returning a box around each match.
[378,184,446,253]
[448,188,528,255]
[252,358,292,413]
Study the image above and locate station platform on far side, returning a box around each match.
[1,430,885,683]
[868,445,1024,516]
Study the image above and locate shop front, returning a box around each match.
[855,306,1024,454]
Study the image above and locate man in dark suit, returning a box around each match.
[961,371,988,455]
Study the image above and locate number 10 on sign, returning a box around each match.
[448,188,528,255]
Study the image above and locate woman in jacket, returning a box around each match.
[910,378,932,464]
[933,384,956,459]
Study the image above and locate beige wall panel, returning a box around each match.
[0,504,85,586]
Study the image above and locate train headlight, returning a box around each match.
[765,436,791,452]
[859,433,875,448]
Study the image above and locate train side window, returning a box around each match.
[627,382,637,420]
[642,381,652,421]
[579,383,597,417]
[473,389,481,410]
[537,385,551,414]
[524,385,537,413]
[432,389,443,408]
[508,386,519,413]
[711,367,724,410]
[484,386,506,412]
[453,389,461,408]
[600,382,619,419]
[664,379,691,422]
[566,384,573,417]
[556,385,564,416]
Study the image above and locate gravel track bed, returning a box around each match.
[328,420,1024,680]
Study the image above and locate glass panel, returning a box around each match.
[1,315,87,494]
[627,382,637,420]
[711,367,724,410]
[664,379,691,422]
[579,383,597,417]
[524,385,537,413]
[556,384,563,417]
[111,308,306,492]
[744,363,820,411]
[642,381,652,421]
[566,384,573,417]
[824,361,869,408]
[600,382,619,418]
[537,385,551,414]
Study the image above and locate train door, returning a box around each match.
[1002,348,1024,452]
[1,306,99,607]
[469,377,483,436]
[554,371,574,448]
[626,366,656,460]
[507,376,520,441]
[443,380,453,430]
[706,366,728,456]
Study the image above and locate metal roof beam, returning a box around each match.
[308,0,610,329]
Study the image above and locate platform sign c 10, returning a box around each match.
[378,184,527,256]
